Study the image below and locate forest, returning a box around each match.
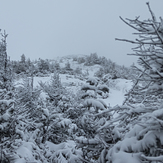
[1,3,163,163]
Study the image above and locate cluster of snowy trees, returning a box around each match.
[73,53,138,80]
[1,3,163,163]
[11,52,136,80]
[11,56,60,76]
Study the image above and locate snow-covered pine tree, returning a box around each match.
[74,77,112,162]
[34,70,83,162]
[0,31,17,162]
[98,3,163,163]
[0,31,12,90]
[0,31,48,163]
[37,71,74,143]
[15,76,40,115]
[39,71,64,106]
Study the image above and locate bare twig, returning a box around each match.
[146,2,157,22]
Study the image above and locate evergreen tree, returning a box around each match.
[39,71,67,107]
[37,58,50,74]
[98,3,163,162]
[0,31,18,162]
[65,61,71,70]
[0,31,12,90]
[73,77,111,162]
[20,54,26,64]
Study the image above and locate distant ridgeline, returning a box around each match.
[11,53,139,79]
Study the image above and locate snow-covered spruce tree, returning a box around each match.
[0,31,12,90]
[0,31,41,163]
[0,31,17,162]
[12,76,50,162]
[36,99,83,162]
[73,77,112,162]
[38,71,74,143]
[39,71,64,106]
[37,71,84,162]
[81,77,109,99]
[38,72,67,140]
[15,76,40,115]
[98,3,163,162]
[13,70,80,162]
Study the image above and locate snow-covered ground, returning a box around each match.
[102,79,132,107]
[15,73,133,107]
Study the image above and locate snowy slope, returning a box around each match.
[103,79,132,107]
[15,73,132,107]
[54,55,102,77]
[32,75,132,107]
[14,55,133,106]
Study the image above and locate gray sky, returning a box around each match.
[0,0,163,66]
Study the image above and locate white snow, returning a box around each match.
[16,142,35,162]
[102,79,132,107]
[42,108,49,117]
[12,58,135,163]
[111,151,140,163]
[45,140,82,162]
[84,98,106,111]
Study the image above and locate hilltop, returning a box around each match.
[11,53,139,82]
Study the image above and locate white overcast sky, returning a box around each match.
[0,0,163,66]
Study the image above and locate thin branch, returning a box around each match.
[123,69,146,105]
[151,23,163,45]
[115,38,162,45]
[127,53,154,57]
[140,58,163,78]
[146,2,157,22]
[119,16,138,31]
[115,38,140,44]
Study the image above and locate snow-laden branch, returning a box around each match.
[141,154,163,161]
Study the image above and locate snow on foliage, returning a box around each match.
[111,151,141,163]
[58,118,72,128]
[45,140,83,163]
[42,108,49,117]
[81,84,96,91]
[86,77,99,86]
[97,84,109,93]
[101,4,163,163]
[1,27,150,162]
[0,99,14,106]
[97,99,108,108]
[81,92,97,99]
[83,98,106,111]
